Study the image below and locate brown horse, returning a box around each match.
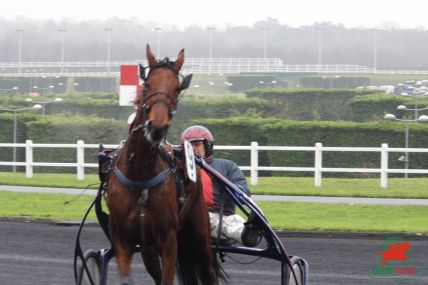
[106,45,221,285]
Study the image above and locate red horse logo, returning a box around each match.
[379,242,410,267]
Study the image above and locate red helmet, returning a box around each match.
[181,125,214,158]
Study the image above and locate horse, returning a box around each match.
[106,45,222,285]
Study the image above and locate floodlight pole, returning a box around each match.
[104,28,113,72]
[59,29,67,73]
[17,29,23,73]
[372,29,379,72]
[260,27,269,58]
[316,27,323,65]
[207,26,216,59]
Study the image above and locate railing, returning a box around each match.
[1,140,428,188]
[2,60,428,76]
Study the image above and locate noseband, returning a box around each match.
[140,90,177,122]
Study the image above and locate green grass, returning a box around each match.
[0,172,100,188]
[0,191,427,233]
[1,172,428,198]
[0,191,97,221]
[259,201,428,233]
[252,177,428,198]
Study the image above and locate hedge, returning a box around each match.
[348,94,428,122]
[198,117,428,177]
[2,114,428,177]
[299,76,370,89]
[168,96,275,142]
[0,113,31,171]
[191,117,271,174]
[0,93,134,120]
[245,88,380,121]
[3,89,403,127]
[0,94,274,128]
[0,114,127,173]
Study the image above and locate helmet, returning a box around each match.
[181,125,214,158]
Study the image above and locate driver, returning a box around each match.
[181,125,263,247]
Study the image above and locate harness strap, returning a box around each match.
[114,167,174,248]
[114,167,173,191]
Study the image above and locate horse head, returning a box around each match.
[133,45,191,144]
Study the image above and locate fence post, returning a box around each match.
[25,140,33,178]
[380,143,388,188]
[314,142,322,187]
[77,140,85,180]
[250,142,259,186]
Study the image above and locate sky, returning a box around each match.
[2,0,428,30]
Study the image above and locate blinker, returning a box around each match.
[178,74,193,92]
[139,64,147,81]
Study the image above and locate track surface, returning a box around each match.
[0,220,427,284]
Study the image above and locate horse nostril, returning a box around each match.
[149,118,168,129]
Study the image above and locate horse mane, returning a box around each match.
[133,95,142,106]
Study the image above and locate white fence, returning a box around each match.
[1,140,428,188]
[3,60,428,77]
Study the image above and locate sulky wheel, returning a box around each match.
[77,249,101,285]
[284,256,304,285]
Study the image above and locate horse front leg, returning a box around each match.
[141,244,162,285]
[113,240,135,285]
[160,230,178,285]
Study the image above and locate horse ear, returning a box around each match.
[146,44,157,66]
[174,49,185,72]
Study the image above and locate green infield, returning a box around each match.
[258,201,428,233]
[253,176,428,199]
[0,172,100,188]
[1,172,428,198]
[0,191,427,233]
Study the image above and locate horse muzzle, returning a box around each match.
[144,120,169,144]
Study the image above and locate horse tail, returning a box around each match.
[176,226,228,285]
[175,169,227,284]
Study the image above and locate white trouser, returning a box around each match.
[209,212,245,243]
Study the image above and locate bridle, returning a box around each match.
[130,58,192,134]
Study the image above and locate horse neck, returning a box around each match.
[120,135,162,179]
